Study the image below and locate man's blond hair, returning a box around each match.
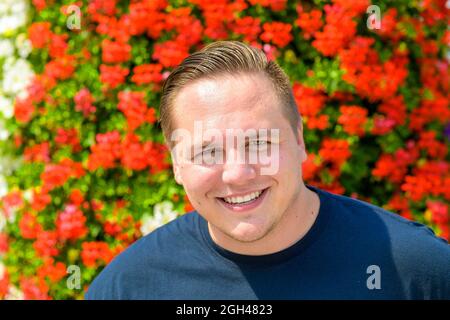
[159,41,301,146]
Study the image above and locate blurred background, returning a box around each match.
[0,0,448,299]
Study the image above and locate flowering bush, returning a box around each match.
[0,0,449,299]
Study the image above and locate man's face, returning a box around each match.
[170,73,307,243]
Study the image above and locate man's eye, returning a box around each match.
[248,140,270,147]
[203,148,217,156]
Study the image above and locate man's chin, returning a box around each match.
[226,223,272,244]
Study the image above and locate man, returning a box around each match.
[86,41,450,300]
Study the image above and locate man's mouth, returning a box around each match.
[217,187,269,211]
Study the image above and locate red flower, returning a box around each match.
[28,22,52,49]
[87,0,117,18]
[292,84,329,130]
[293,84,327,118]
[59,158,86,179]
[31,189,52,212]
[312,4,358,56]
[120,133,149,171]
[20,277,51,300]
[152,40,190,68]
[319,138,351,166]
[55,128,82,152]
[103,221,122,237]
[95,15,130,43]
[375,8,403,42]
[117,91,148,130]
[0,265,8,299]
[1,191,24,219]
[386,193,411,218]
[81,241,114,268]
[248,0,286,11]
[24,142,50,163]
[401,175,435,202]
[56,205,88,241]
[49,33,68,58]
[230,16,261,42]
[44,55,76,80]
[315,180,346,195]
[14,97,35,123]
[339,38,408,101]
[131,64,163,85]
[41,164,72,191]
[373,90,412,134]
[409,90,450,131]
[306,115,330,130]
[184,195,195,213]
[296,7,323,40]
[69,189,85,206]
[100,64,129,89]
[127,0,167,38]
[0,233,8,254]
[27,77,46,104]
[33,230,59,257]
[37,258,66,283]
[418,131,448,158]
[146,108,157,124]
[426,200,449,225]
[260,22,293,48]
[101,39,131,63]
[372,154,407,184]
[302,153,321,181]
[19,212,43,240]
[144,141,170,174]
[74,88,96,117]
[32,0,47,11]
[88,131,122,170]
[337,105,368,136]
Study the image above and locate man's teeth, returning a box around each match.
[223,190,263,204]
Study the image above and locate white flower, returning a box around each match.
[0,14,27,35]
[5,286,24,300]
[0,39,14,57]
[0,262,5,279]
[22,188,33,202]
[0,118,10,141]
[0,177,7,199]
[0,0,28,35]
[15,33,31,58]
[0,0,27,14]
[140,201,178,236]
[2,57,33,95]
[0,205,5,231]
[10,1,27,15]
[0,95,13,119]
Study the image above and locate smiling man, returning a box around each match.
[86,41,450,300]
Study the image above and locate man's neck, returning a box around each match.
[208,184,321,256]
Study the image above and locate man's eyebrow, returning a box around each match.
[190,139,218,150]
[188,129,278,149]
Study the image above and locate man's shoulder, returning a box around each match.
[317,187,450,271]
[327,189,446,239]
[85,211,201,299]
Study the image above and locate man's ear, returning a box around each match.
[296,120,308,162]
[172,163,183,185]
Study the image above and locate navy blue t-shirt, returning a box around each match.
[85,185,450,300]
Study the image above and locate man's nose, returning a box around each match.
[221,149,256,184]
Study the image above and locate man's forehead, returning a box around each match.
[173,73,277,115]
